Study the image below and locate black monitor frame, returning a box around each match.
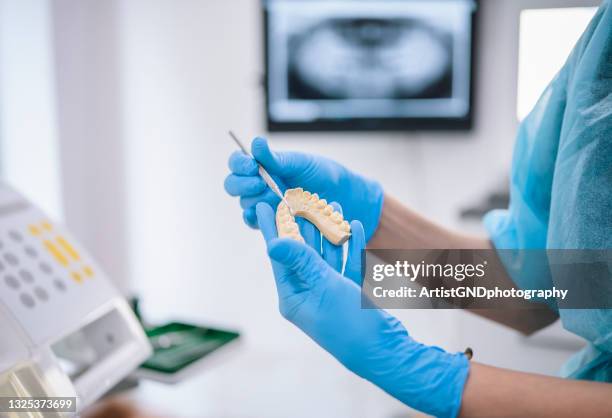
[262,0,478,132]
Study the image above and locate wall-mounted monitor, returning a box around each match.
[263,0,477,132]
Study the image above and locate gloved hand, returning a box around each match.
[224,137,384,241]
[255,202,470,418]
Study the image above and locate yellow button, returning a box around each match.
[42,221,53,231]
[83,266,94,278]
[44,240,69,267]
[71,271,83,283]
[57,236,81,261]
[29,225,41,236]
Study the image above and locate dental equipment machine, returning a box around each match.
[0,183,151,416]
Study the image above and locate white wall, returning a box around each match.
[51,0,130,293]
[41,0,599,416]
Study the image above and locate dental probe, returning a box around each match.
[228,131,293,214]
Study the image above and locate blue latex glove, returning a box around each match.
[255,201,470,418]
[224,137,384,241]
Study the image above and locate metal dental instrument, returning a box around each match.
[228,131,293,213]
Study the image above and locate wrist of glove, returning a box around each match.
[255,202,469,418]
[337,170,384,242]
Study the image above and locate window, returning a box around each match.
[0,0,63,219]
[517,7,597,121]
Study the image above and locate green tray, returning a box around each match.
[140,322,240,375]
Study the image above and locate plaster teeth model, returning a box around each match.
[275,188,351,246]
[275,203,304,243]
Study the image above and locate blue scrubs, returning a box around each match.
[484,0,612,382]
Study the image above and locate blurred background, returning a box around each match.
[0,0,600,417]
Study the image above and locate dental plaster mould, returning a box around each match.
[276,188,351,246]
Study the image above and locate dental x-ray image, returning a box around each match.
[264,0,476,131]
[289,18,453,100]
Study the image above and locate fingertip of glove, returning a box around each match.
[251,137,269,155]
[267,237,304,263]
[349,220,365,242]
[255,201,274,217]
[365,182,385,242]
[229,150,258,175]
[252,137,278,168]
[223,174,233,194]
[243,209,258,229]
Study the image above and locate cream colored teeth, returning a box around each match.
[275,203,305,243]
[276,188,351,246]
